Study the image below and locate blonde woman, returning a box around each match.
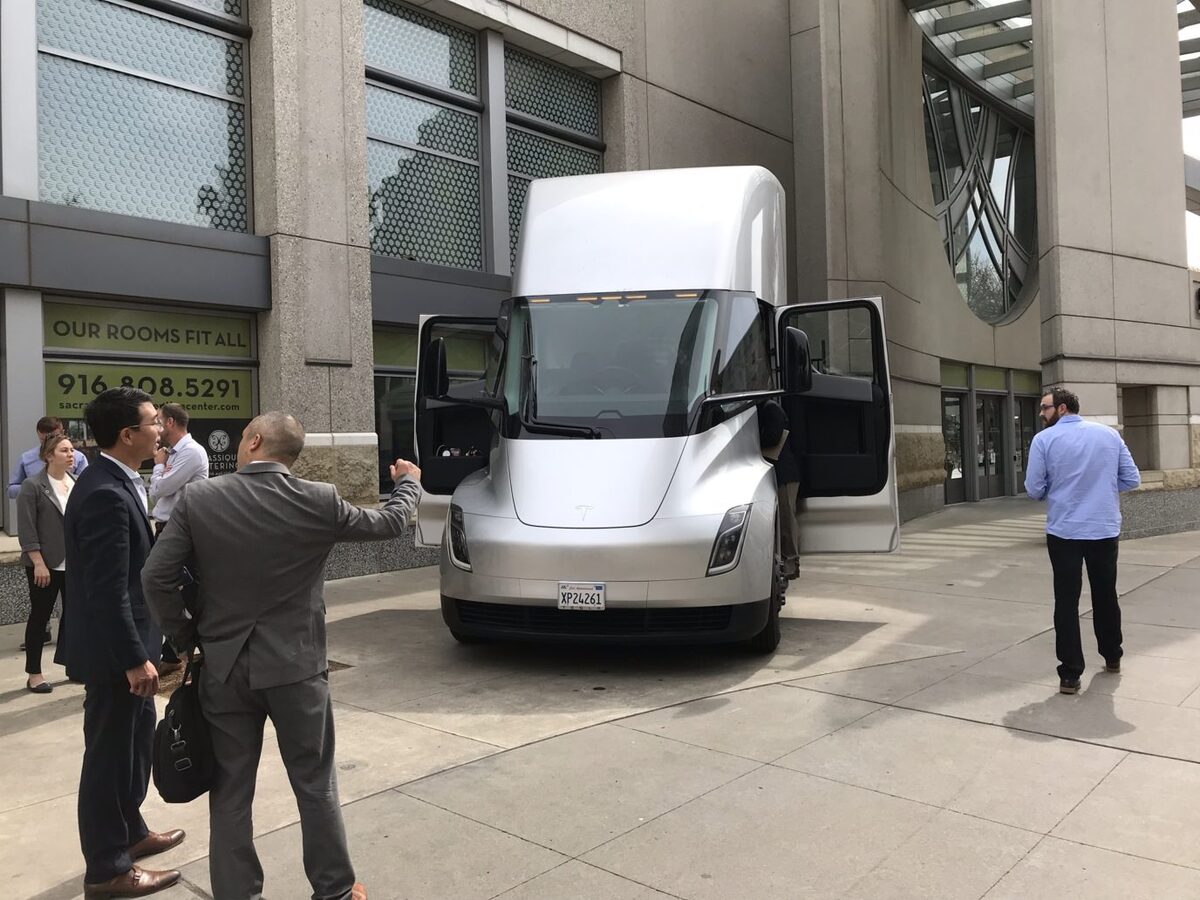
[17,432,76,693]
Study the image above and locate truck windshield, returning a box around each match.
[496,290,771,439]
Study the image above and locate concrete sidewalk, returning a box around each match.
[3,496,1200,899]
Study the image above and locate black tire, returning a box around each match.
[748,527,784,655]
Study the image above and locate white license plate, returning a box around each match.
[558,582,606,611]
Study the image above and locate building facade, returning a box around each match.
[2,0,1198,562]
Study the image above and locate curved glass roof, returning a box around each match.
[908,0,1200,119]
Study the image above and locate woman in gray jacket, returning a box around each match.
[17,432,76,693]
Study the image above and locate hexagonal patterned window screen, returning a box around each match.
[504,46,601,138]
[37,0,249,231]
[507,127,600,268]
[504,49,601,270]
[364,0,478,96]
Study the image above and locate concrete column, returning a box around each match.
[248,0,377,502]
[2,291,45,534]
[1,0,38,199]
[1034,0,1195,445]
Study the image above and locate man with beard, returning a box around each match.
[1025,387,1141,695]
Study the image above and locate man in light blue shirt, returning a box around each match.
[7,416,89,499]
[148,403,209,674]
[1025,387,1140,694]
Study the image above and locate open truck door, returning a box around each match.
[775,297,899,553]
[413,314,500,548]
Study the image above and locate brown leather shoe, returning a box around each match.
[129,829,185,861]
[83,866,180,897]
[352,883,367,900]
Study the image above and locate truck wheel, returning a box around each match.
[748,536,784,655]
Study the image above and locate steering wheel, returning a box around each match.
[592,365,643,395]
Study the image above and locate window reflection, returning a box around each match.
[921,67,1036,323]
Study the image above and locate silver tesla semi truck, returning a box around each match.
[411,166,899,653]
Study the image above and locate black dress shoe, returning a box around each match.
[1104,658,1121,673]
[26,679,53,694]
[1059,677,1081,695]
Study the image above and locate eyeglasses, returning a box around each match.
[128,418,163,430]
[1039,404,1057,411]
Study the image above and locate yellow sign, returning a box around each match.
[43,302,253,359]
[45,362,254,419]
[373,326,489,372]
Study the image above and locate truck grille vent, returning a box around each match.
[455,600,734,635]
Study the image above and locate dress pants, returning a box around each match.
[79,679,155,883]
[201,651,355,900]
[153,519,181,665]
[1046,535,1123,680]
[777,482,801,576]
[23,566,65,675]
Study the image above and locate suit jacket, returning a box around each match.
[142,460,421,690]
[17,469,74,568]
[64,456,160,683]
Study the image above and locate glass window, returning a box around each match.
[962,225,1004,320]
[990,121,1016,203]
[940,361,969,389]
[711,297,772,394]
[177,0,244,18]
[507,128,602,268]
[1009,133,1037,255]
[37,0,248,231]
[366,86,483,269]
[943,394,964,482]
[921,65,1036,323]
[504,49,602,270]
[786,306,875,379]
[361,7,601,275]
[375,373,417,492]
[496,291,774,440]
[364,0,478,96]
[922,94,945,206]
[504,46,602,137]
[925,72,964,189]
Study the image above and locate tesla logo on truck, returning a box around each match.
[576,505,594,521]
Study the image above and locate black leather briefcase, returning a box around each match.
[152,655,214,803]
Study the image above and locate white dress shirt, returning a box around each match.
[149,432,210,524]
[47,472,74,570]
[101,452,149,514]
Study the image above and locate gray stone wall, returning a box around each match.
[1121,487,1200,541]
[899,483,944,524]
[0,532,438,627]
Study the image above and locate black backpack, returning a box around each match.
[152,655,215,803]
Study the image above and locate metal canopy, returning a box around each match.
[907,0,1200,119]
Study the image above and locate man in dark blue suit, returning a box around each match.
[64,388,184,898]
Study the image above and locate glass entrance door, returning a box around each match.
[943,392,966,503]
[1014,396,1037,485]
[976,394,1005,498]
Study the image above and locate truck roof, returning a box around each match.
[513,166,788,306]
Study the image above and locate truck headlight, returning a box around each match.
[447,504,472,571]
[707,504,751,576]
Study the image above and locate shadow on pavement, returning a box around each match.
[0,689,83,739]
[1001,672,1136,742]
[325,607,895,723]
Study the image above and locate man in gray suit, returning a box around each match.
[142,412,421,900]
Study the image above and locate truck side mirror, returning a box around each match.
[423,337,450,400]
[784,326,813,393]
